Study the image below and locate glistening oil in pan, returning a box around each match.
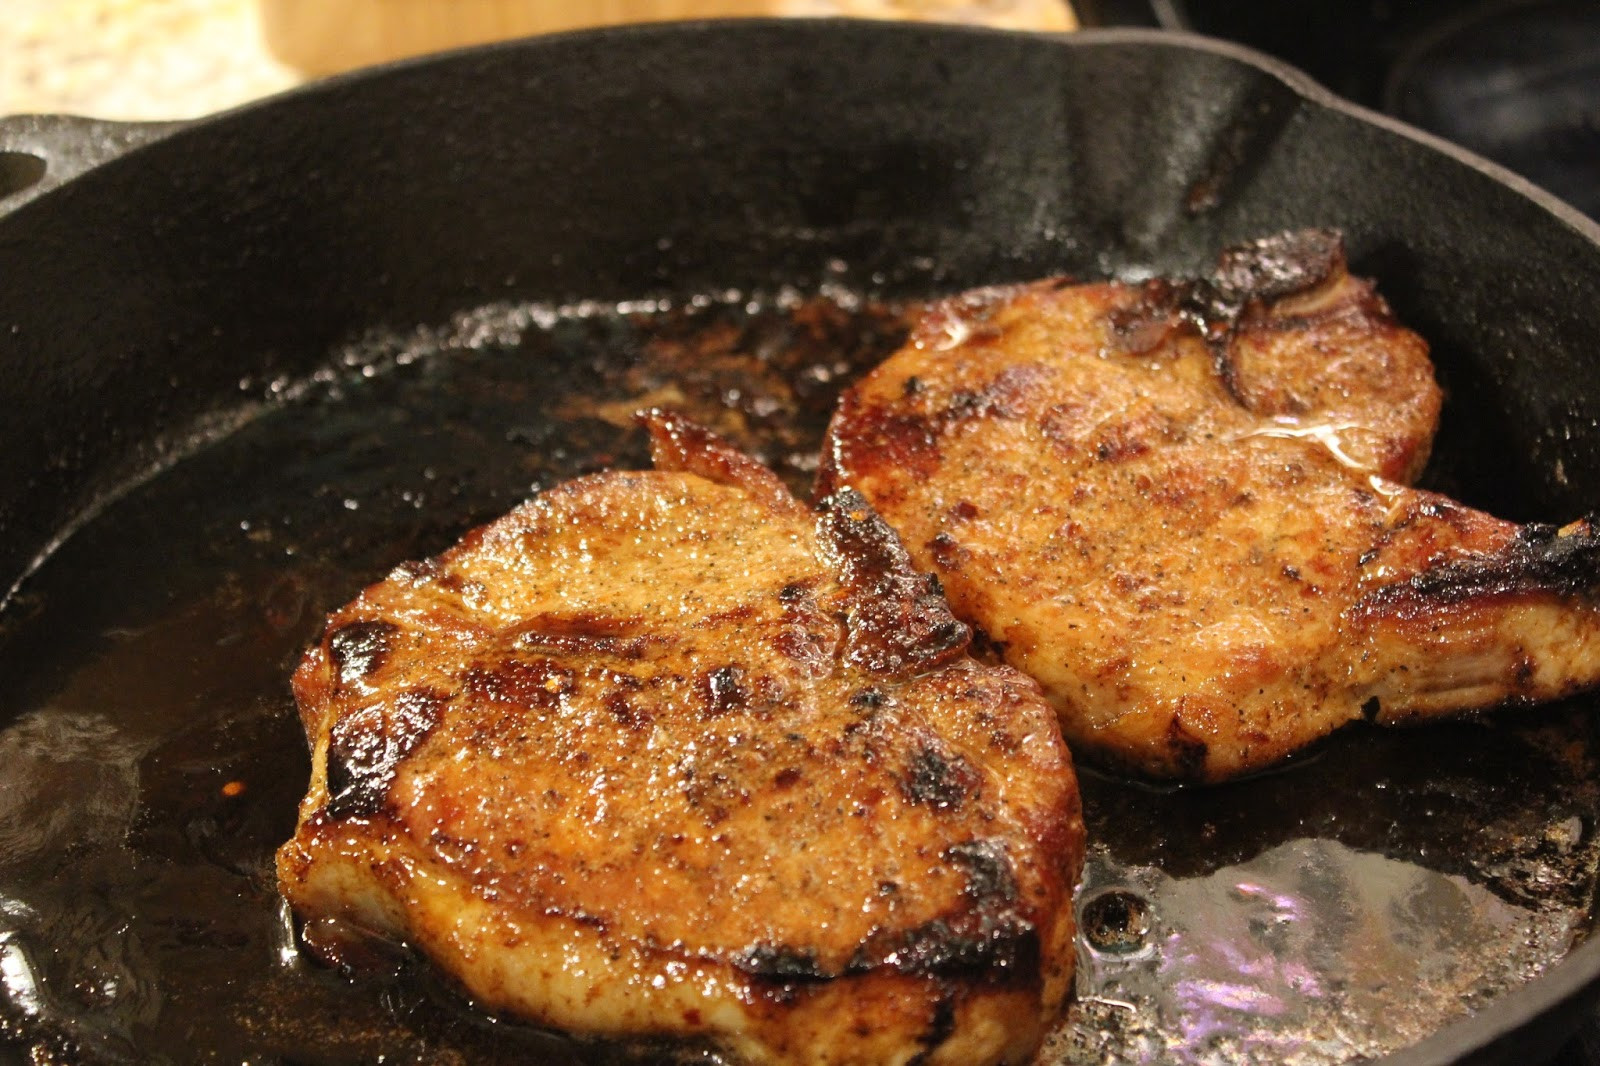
[0,287,1598,1065]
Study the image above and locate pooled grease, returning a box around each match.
[0,288,1598,1064]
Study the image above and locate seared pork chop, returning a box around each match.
[276,412,1084,1065]
[821,230,1600,782]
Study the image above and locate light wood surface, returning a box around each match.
[259,0,1076,75]
[3,0,298,120]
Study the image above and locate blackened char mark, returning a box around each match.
[1355,515,1600,619]
[732,842,1035,1002]
[1107,279,1184,356]
[1101,232,1345,402]
[1207,229,1344,308]
[325,687,446,819]
[815,488,970,676]
[846,840,1035,985]
[1179,229,1346,402]
[908,996,959,1066]
[733,944,831,983]
[327,620,400,688]
[935,364,1054,437]
[945,839,1020,905]
[1163,713,1211,779]
[638,408,803,516]
[903,743,981,810]
[736,851,1036,996]
[847,910,1039,985]
[732,944,833,1002]
[603,689,652,730]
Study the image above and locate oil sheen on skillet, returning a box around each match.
[0,281,1597,1065]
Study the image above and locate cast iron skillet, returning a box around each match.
[3,20,1600,1066]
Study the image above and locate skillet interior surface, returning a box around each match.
[4,20,1600,1066]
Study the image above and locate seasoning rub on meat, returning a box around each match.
[821,230,1600,782]
[276,412,1084,1065]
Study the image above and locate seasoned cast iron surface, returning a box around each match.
[2,289,1599,1064]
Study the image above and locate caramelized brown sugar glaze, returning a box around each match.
[277,411,1084,1065]
[822,232,1600,781]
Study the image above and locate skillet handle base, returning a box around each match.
[0,114,184,217]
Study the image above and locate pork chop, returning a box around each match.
[820,230,1600,782]
[276,411,1084,1065]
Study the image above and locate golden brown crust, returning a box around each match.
[821,230,1600,782]
[277,420,1083,1064]
[641,406,807,517]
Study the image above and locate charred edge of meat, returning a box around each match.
[739,913,1040,994]
[847,910,1041,984]
[1103,231,1346,398]
[1207,229,1345,308]
[1163,714,1212,779]
[327,620,400,688]
[733,944,832,984]
[733,843,1033,995]
[854,840,1034,982]
[1106,279,1184,355]
[965,626,1010,667]
[816,487,971,675]
[1184,229,1347,401]
[1356,515,1600,615]
[324,687,446,819]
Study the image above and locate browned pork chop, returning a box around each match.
[276,412,1084,1065]
[821,230,1600,782]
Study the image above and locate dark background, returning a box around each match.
[1081,0,1600,221]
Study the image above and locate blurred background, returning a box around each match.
[0,0,1074,119]
[3,0,298,120]
[2,0,1594,218]
[1122,0,1600,221]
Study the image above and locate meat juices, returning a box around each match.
[822,230,1600,781]
[277,412,1084,1065]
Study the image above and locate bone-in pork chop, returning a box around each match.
[276,412,1084,1065]
[821,231,1600,782]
